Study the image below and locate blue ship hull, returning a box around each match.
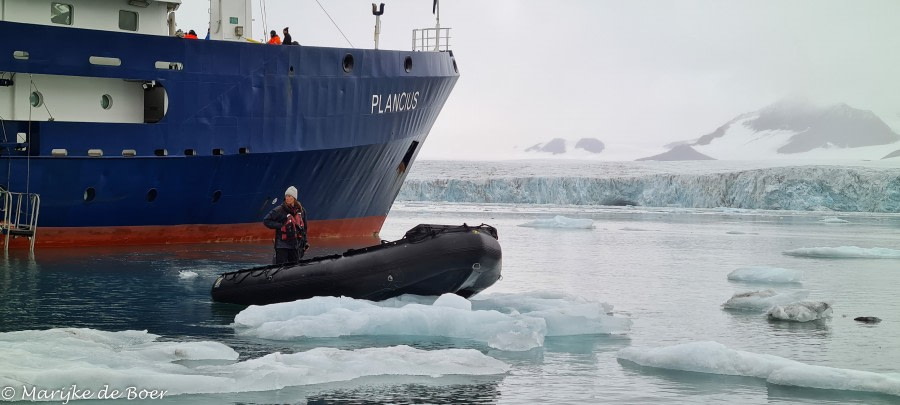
[0,21,458,246]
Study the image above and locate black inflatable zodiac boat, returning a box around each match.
[211,224,502,305]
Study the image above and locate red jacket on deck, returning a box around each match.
[268,35,281,45]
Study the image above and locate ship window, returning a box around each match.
[101,94,113,110]
[154,149,168,156]
[342,53,354,73]
[238,147,249,154]
[51,3,73,25]
[146,188,157,202]
[84,187,96,202]
[397,140,419,174]
[183,149,196,156]
[30,91,44,108]
[212,190,222,203]
[119,10,139,31]
[212,148,224,156]
[404,56,413,73]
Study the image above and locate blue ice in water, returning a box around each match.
[2,160,900,404]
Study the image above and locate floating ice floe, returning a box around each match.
[727,266,803,284]
[178,270,199,280]
[767,301,832,322]
[618,341,900,397]
[518,215,594,229]
[784,246,900,259]
[471,291,632,337]
[619,227,655,232]
[0,328,509,397]
[234,292,631,351]
[819,217,849,224]
[722,290,809,311]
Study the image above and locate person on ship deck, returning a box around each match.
[267,30,281,45]
[263,186,309,265]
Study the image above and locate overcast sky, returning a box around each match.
[176,0,900,160]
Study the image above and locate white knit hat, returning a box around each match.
[285,186,298,199]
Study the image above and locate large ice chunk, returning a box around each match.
[235,292,631,351]
[722,290,809,311]
[784,246,900,259]
[617,341,900,397]
[766,301,833,322]
[518,215,594,229]
[234,294,547,351]
[471,291,632,336]
[727,266,803,283]
[0,328,508,397]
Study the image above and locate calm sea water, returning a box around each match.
[2,200,900,403]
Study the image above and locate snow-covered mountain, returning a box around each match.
[636,145,714,161]
[683,101,900,160]
[522,138,605,156]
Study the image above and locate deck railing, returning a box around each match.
[412,27,451,52]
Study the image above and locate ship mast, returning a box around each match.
[433,0,440,51]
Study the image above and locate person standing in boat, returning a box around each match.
[282,27,293,45]
[263,186,309,264]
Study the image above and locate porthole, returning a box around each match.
[212,148,224,156]
[404,56,412,73]
[184,149,196,156]
[154,149,168,156]
[146,188,157,202]
[84,187,96,202]
[30,91,43,107]
[342,53,354,73]
[101,94,113,110]
[212,190,222,203]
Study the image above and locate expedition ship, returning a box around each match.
[0,0,458,248]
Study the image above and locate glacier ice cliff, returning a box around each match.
[399,162,900,212]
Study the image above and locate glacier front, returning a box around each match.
[399,161,900,212]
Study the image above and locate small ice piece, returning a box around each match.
[518,215,594,229]
[819,217,849,224]
[853,316,882,324]
[432,292,472,311]
[784,246,900,259]
[722,290,809,311]
[178,270,199,280]
[727,266,803,284]
[617,341,900,397]
[767,301,833,322]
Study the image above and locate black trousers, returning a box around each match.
[273,248,300,265]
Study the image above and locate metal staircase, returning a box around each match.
[1,187,40,252]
